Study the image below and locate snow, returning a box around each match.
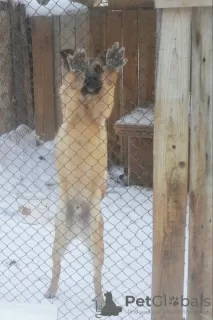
[14,0,87,17]
[9,0,107,17]
[115,100,192,128]
[0,125,154,319]
[0,303,58,320]
[115,107,154,127]
[0,125,189,319]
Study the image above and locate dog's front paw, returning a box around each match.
[67,48,89,73]
[106,42,128,71]
[44,288,56,299]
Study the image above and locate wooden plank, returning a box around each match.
[187,8,213,320]
[21,9,34,129]
[60,13,76,50]
[155,8,162,82]
[122,10,138,114]
[60,13,76,78]
[155,0,212,8]
[75,10,90,51]
[31,17,55,141]
[106,10,122,165]
[108,0,154,9]
[122,10,138,175]
[152,8,191,320]
[138,9,156,104]
[0,6,15,134]
[52,16,62,133]
[89,9,109,165]
[89,8,106,57]
[11,4,27,126]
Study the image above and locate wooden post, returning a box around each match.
[60,13,76,78]
[52,16,62,133]
[21,9,34,129]
[89,8,106,58]
[11,4,28,127]
[0,2,16,134]
[75,10,90,50]
[106,10,122,165]
[31,17,55,141]
[187,6,213,320]
[138,9,156,104]
[122,10,138,177]
[60,13,76,51]
[152,5,191,320]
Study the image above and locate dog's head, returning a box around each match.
[81,57,105,95]
[60,49,107,95]
[104,291,113,300]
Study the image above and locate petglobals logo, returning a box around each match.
[93,292,212,318]
[94,291,122,318]
[125,294,212,308]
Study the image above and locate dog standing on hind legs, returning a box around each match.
[44,43,127,310]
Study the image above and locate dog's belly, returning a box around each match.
[56,131,107,199]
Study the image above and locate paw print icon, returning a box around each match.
[169,296,179,307]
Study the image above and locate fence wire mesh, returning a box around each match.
[0,1,155,319]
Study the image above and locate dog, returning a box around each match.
[101,291,122,316]
[44,43,127,309]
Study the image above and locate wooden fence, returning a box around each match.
[30,8,156,164]
[152,1,213,319]
[0,2,33,134]
[0,2,212,319]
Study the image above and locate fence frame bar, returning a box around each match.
[155,0,212,8]
[187,6,213,320]
[151,4,191,320]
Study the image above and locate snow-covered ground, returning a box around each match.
[0,125,155,319]
[19,0,87,17]
[0,303,58,320]
[7,0,107,17]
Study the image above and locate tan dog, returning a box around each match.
[44,43,127,309]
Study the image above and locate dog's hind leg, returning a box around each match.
[45,200,75,299]
[87,202,104,310]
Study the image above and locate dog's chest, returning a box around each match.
[75,134,90,147]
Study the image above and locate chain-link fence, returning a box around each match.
[0,1,156,319]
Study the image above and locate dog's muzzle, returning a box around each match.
[83,76,102,94]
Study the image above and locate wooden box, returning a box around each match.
[114,103,154,187]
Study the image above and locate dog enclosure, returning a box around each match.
[0,0,212,319]
[0,1,157,187]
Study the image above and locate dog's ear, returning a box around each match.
[60,49,75,59]
[60,49,75,71]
